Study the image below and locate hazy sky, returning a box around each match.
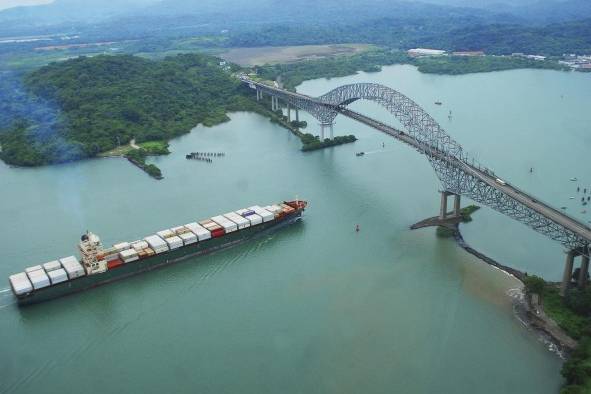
[0,0,53,11]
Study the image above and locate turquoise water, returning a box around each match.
[2,65,589,393]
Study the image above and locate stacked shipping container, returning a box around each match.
[9,203,288,297]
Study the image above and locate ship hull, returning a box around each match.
[16,210,303,305]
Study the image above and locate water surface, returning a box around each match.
[2,65,588,393]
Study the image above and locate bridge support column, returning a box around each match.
[329,123,334,139]
[295,109,299,123]
[561,250,576,296]
[439,191,450,220]
[287,103,291,122]
[578,252,590,289]
[453,194,461,217]
[256,88,261,101]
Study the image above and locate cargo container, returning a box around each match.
[211,215,238,233]
[144,235,169,254]
[113,242,131,252]
[43,260,62,272]
[9,273,33,295]
[120,249,139,263]
[107,259,124,270]
[223,212,250,229]
[179,232,197,245]
[171,226,189,235]
[236,209,263,226]
[280,203,296,214]
[264,205,285,218]
[25,265,43,274]
[210,228,225,238]
[47,269,68,285]
[248,206,274,223]
[131,240,149,252]
[59,256,85,279]
[165,236,183,250]
[27,269,50,289]
[8,199,308,305]
[157,229,174,239]
[185,223,211,241]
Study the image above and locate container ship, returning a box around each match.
[8,200,307,305]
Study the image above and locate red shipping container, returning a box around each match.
[107,259,124,270]
[211,229,225,238]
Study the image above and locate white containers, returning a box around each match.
[59,256,85,279]
[120,249,139,263]
[144,235,169,253]
[43,260,62,272]
[25,265,43,274]
[165,235,183,250]
[47,268,68,285]
[248,206,274,223]
[113,242,131,252]
[27,269,51,289]
[179,232,197,245]
[223,212,250,230]
[211,215,238,233]
[236,209,263,226]
[9,272,33,295]
[185,223,211,241]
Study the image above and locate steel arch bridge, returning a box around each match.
[243,77,591,254]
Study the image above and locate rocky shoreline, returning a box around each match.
[452,226,578,354]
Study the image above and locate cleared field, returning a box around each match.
[220,44,373,66]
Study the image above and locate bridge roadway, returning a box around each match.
[337,107,591,245]
[244,78,591,249]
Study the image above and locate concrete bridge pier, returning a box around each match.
[271,96,279,111]
[256,88,262,101]
[578,248,590,289]
[439,191,461,220]
[560,246,590,296]
[295,108,299,123]
[287,103,291,122]
[320,123,334,140]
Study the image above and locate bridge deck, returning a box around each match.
[242,77,591,246]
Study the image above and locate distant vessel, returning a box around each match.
[435,101,442,105]
[356,152,365,157]
[9,200,308,305]
[571,177,578,181]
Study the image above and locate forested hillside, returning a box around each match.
[0,54,249,166]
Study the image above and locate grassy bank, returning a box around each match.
[524,276,591,393]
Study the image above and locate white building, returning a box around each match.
[407,48,446,57]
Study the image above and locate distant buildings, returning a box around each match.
[452,51,485,56]
[511,53,546,61]
[407,48,446,57]
[559,54,591,69]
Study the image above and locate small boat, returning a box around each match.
[435,101,442,105]
[570,177,578,181]
[356,152,365,157]
[561,207,567,210]
[570,197,575,199]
